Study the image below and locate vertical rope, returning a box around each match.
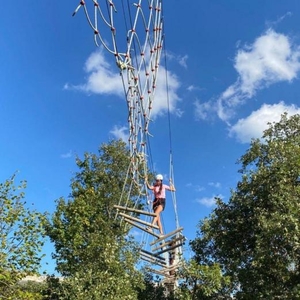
[72,0,183,260]
[162,30,180,230]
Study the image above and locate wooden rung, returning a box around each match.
[140,249,165,261]
[114,205,156,217]
[146,267,172,277]
[119,212,159,229]
[164,266,178,273]
[150,227,184,245]
[140,252,166,264]
[140,250,167,267]
[140,256,167,267]
[140,252,167,265]
[124,219,160,238]
[152,235,186,252]
[152,236,186,252]
[146,266,178,273]
[154,242,185,256]
[146,267,176,278]
[163,262,183,272]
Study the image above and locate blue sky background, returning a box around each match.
[1,1,300,274]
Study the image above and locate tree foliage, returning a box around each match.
[0,174,47,299]
[175,259,231,300]
[136,272,173,300]
[191,113,300,299]
[17,280,45,300]
[46,140,144,299]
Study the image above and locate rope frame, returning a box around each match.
[73,0,164,200]
[72,2,184,273]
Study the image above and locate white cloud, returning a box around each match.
[196,194,224,207]
[235,29,299,94]
[152,68,182,118]
[165,51,188,69]
[208,182,221,188]
[197,196,215,207]
[266,12,292,28]
[110,125,129,143]
[65,48,182,119]
[178,54,188,68]
[195,185,205,192]
[229,102,300,143]
[187,85,203,92]
[185,182,205,191]
[65,49,124,96]
[194,100,214,121]
[60,150,72,159]
[187,85,196,91]
[196,29,300,122]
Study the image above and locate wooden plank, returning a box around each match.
[152,235,186,252]
[140,249,166,261]
[119,212,159,229]
[140,253,166,265]
[140,256,167,267]
[124,219,160,238]
[154,242,185,256]
[150,227,184,245]
[114,205,156,217]
[145,267,178,281]
[162,262,183,272]
[145,267,174,277]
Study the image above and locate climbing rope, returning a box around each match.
[160,21,180,231]
[72,1,184,275]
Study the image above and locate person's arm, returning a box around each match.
[145,176,153,190]
[168,179,176,192]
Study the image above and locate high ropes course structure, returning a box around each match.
[72,0,185,291]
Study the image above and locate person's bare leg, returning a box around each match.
[156,214,163,235]
[152,205,163,234]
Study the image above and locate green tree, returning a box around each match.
[191,113,300,299]
[137,272,172,300]
[46,140,144,299]
[175,259,231,300]
[41,275,66,299]
[0,174,47,299]
[18,279,45,299]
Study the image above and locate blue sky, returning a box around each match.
[1,1,300,274]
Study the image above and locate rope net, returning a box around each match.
[73,0,184,282]
[73,0,162,164]
[73,0,165,213]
